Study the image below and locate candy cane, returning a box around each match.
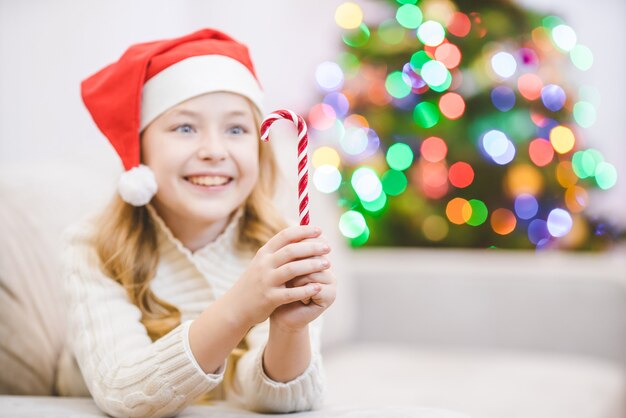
[260,109,310,226]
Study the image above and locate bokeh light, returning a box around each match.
[386,71,412,99]
[491,208,517,235]
[312,146,341,168]
[351,167,383,202]
[491,52,517,78]
[551,24,577,52]
[506,164,543,196]
[446,12,471,37]
[413,101,440,128]
[547,208,573,237]
[491,85,516,111]
[514,193,539,220]
[549,125,575,154]
[541,84,566,111]
[439,92,465,119]
[313,164,342,194]
[422,215,449,241]
[435,43,462,69]
[446,197,472,225]
[467,199,488,226]
[565,185,588,213]
[342,23,371,47]
[421,136,447,162]
[323,92,350,118]
[448,161,474,188]
[340,126,369,155]
[339,210,367,238]
[382,169,408,196]
[335,2,364,30]
[315,61,344,91]
[573,101,596,128]
[594,162,618,190]
[528,219,549,245]
[528,138,554,167]
[387,142,414,170]
[421,60,450,88]
[396,4,423,29]
[379,19,406,44]
[517,73,543,100]
[570,44,593,71]
[417,20,446,47]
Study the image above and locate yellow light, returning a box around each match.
[335,2,364,30]
[312,146,341,168]
[550,125,575,154]
[505,164,544,197]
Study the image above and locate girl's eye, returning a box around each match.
[174,124,195,134]
[228,126,246,135]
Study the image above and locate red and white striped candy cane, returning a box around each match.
[260,109,310,226]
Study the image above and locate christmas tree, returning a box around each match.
[307,0,620,250]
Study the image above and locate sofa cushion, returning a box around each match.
[323,344,626,418]
[0,161,116,395]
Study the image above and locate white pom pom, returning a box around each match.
[117,164,158,206]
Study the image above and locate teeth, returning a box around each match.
[187,175,230,186]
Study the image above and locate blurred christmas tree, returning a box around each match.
[307,0,620,250]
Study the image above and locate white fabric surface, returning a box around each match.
[0,396,471,418]
[323,344,626,418]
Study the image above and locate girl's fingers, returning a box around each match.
[262,225,322,254]
[272,241,330,267]
[308,283,336,307]
[273,283,322,306]
[272,257,330,285]
[288,271,334,288]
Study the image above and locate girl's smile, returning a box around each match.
[140,91,260,250]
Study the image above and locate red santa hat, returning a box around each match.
[81,28,264,206]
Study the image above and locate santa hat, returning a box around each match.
[81,28,264,206]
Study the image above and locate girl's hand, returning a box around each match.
[269,267,337,333]
[226,226,331,327]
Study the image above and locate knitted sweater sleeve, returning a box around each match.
[226,315,327,412]
[61,222,226,418]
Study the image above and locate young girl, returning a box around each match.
[59,28,336,417]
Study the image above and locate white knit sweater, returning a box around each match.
[60,206,326,417]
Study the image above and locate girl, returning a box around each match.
[59,28,336,417]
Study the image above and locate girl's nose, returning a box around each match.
[196,135,227,161]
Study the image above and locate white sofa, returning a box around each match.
[1,158,625,418]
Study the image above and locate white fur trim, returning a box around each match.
[140,55,264,131]
[118,164,158,206]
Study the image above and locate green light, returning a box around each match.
[382,169,408,196]
[573,101,596,128]
[350,225,370,247]
[594,162,618,190]
[467,199,488,226]
[413,101,440,128]
[337,52,361,77]
[542,15,563,29]
[342,23,371,48]
[572,151,590,179]
[339,210,367,238]
[410,50,432,71]
[396,4,423,29]
[396,0,417,4]
[385,71,412,99]
[361,191,387,213]
[386,142,414,171]
[378,19,405,45]
[570,44,593,71]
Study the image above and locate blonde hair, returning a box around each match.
[92,101,287,341]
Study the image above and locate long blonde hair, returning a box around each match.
[92,103,287,341]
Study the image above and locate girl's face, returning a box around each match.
[141,91,259,232]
